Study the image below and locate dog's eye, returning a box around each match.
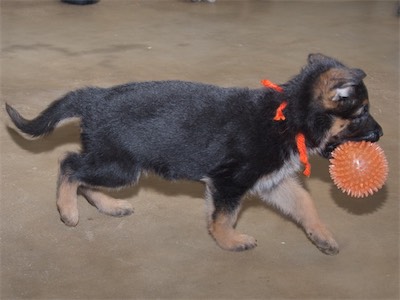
[351,108,369,125]
[352,104,369,119]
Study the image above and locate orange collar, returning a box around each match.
[261,79,311,177]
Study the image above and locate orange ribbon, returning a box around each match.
[261,79,284,93]
[273,101,287,121]
[261,79,287,121]
[296,133,311,177]
[261,79,311,176]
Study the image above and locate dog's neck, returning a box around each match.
[261,79,311,177]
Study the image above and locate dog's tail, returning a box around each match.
[5,90,83,138]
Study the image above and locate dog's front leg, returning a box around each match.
[205,182,257,251]
[259,177,339,255]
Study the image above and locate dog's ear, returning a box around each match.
[308,53,344,68]
[308,53,331,64]
[332,68,366,101]
[316,67,368,108]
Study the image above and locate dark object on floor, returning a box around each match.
[61,0,99,5]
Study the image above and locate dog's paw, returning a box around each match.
[59,209,79,227]
[216,233,258,252]
[306,228,339,255]
[231,234,258,251]
[102,200,134,217]
[314,238,339,255]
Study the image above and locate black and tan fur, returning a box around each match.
[5,54,382,255]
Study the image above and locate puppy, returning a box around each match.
[6,53,382,255]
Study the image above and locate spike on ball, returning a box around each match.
[329,141,388,198]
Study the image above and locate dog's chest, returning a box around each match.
[250,153,301,194]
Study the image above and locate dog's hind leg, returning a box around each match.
[259,177,339,255]
[78,187,134,217]
[58,152,136,222]
[205,181,257,251]
[57,156,81,226]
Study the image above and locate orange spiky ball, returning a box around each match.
[329,141,388,198]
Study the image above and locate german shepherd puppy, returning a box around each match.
[6,54,382,255]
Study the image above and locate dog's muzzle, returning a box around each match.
[322,117,383,158]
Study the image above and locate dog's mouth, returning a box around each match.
[321,129,383,159]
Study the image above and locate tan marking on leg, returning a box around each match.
[208,209,257,252]
[260,177,339,255]
[288,188,339,255]
[204,180,256,251]
[79,187,134,217]
[57,175,80,227]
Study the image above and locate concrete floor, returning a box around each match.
[1,0,399,299]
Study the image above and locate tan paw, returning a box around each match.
[59,208,79,227]
[215,233,258,252]
[306,226,339,255]
[100,200,134,217]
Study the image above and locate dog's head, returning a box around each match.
[302,54,383,158]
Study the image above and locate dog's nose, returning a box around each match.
[366,128,382,142]
[374,124,383,141]
[378,124,383,138]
